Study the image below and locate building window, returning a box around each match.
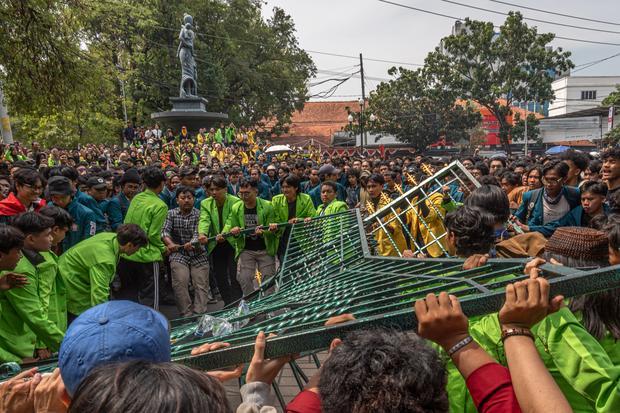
[581,90,597,100]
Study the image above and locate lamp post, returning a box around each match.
[347,113,354,139]
[358,98,365,156]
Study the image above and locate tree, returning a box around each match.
[424,12,573,154]
[1,0,315,146]
[602,84,620,106]
[511,112,541,144]
[367,67,481,151]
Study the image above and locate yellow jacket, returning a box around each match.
[406,192,450,258]
[369,194,407,257]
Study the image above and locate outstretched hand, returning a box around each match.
[499,277,564,330]
[190,341,243,383]
[415,292,469,352]
[246,331,296,385]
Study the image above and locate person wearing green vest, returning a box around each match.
[0,213,63,363]
[38,206,73,334]
[198,176,242,305]
[225,123,236,146]
[316,181,348,216]
[223,179,278,296]
[0,225,29,363]
[271,174,316,263]
[119,167,168,310]
[59,224,147,321]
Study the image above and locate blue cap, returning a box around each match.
[59,301,170,396]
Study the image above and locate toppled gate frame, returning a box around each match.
[172,213,620,374]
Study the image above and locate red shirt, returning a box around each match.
[285,362,521,413]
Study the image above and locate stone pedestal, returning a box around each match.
[151,96,228,133]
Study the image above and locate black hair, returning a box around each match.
[12,212,55,236]
[602,147,620,161]
[587,159,602,174]
[13,167,42,189]
[581,181,608,197]
[346,168,360,180]
[39,206,74,229]
[141,167,166,189]
[282,174,301,191]
[116,224,148,248]
[542,159,569,179]
[321,181,338,192]
[60,166,79,182]
[501,171,521,187]
[477,175,500,187]
[472,162,489,176]
[68,360,231,413]
[0,225,24,253]
[238,178,258,189]
[513,160,529,170]
[209,176,227,189]
[318,329,447,413]
[174,185,195,199]
[367,173,385,186]
[445,206,495,256]
[464,185,510,225]
[489,157,507,168]
[560,150,590,172]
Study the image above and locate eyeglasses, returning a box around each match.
[22,183,44,191]
[542,176,563,185]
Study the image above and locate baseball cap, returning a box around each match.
[59,301,170,396]
[318,164,340,176]
[47,176,74,196]
[86,176,107,190]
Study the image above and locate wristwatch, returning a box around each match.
[501,327,534,343]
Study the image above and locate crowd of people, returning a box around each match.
[0,124,618,412]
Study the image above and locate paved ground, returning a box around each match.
[159,300,322,411]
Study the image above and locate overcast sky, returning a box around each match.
[263,0,620,101]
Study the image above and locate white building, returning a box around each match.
[549,76,620,117]
[540,106,619,146]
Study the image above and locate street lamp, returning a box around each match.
[347,114,354,138]
[369,113,376,123]
[358,98,365,155]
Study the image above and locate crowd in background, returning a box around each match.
[0,123,618,412]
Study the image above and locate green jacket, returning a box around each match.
[316,200,348,216]
[59,232,121,316]
[223,198,278,258]
[124,189,168,263]
[36,251,66,347]
[446,307,620,413]
[198,194,241,253]
[0,251,65,361]
[271,193,316,225]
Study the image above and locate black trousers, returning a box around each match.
[211,242,242,305]
[116,258,161,310]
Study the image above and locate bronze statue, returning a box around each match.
[177,14,197,98]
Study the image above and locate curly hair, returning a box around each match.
[445,206,495,256]
[318,329,448,413]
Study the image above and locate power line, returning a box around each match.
[377,0,620,47]
[489,0,620,27]
[434,0,620,35]
[572,52,620,73]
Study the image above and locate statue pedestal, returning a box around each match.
[169,97,208,112]
[151,96,228,132]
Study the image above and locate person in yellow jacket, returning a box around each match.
[198,176,242,305]
[365,174,407,257]
[210,143,225,163]
[405,190,450,258]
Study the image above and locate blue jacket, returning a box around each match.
[113,193,131,219]
[99,198,123,231]
[514,187,581,237]
[552,205,609,228]
[78,194,107,231]
[61,198,99,250]
[309,182,346,208]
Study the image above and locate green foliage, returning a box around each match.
[605,126,620,145]
[0,0,315,146]
[367,67,481,150]
[602,85,620,107]
[511,112,541,144]
[423,12,573,153]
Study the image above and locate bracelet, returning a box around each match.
[501,327,534,343]
[447,335,473,356]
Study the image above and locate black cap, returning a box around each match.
[86,176,107,190]
[47,176,74,196]
[179,166,197,178]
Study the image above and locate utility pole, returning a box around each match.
[359,53,366,156]
[524,100,528,157]
[0,82,14,144]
